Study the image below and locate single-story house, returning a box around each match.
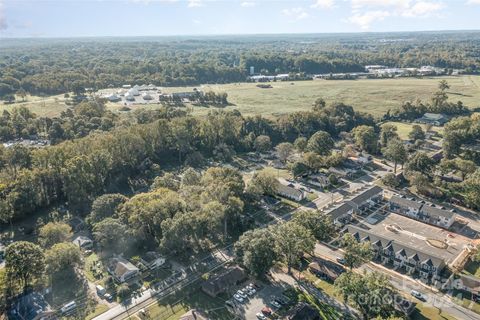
[306,174,329,188]
[201,266,246,297]
[108,257,140,283]
[72,235,93,250]
[8,292,55,320]
[308,260,344,281]
[416,113,448,126]
[328,167,355,178]
[276,183,305,202]
[140,252,166,270]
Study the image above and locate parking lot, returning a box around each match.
[228,281,291,320]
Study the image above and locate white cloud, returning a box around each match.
[311,0,335,9]
[351,0,411,9]
[467,0,480,4]
[193,19,202,24]
[348,10,390,29]
[282,7,309,20]
[401,1,444,17]
[0,0,7,31]
[188,0,203,8]
[347,0,445,28]
[241,1,256,7]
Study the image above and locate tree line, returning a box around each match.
[1,32,480,97]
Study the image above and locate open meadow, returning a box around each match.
[3,75,480,119]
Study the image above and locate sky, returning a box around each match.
[0,0,479,38]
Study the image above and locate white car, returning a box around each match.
[237,290,248,299]
[256,313,267,320]
[410,290,426,301]
[270,300,281,308]
[247,287,256,295]
[233,294,244,303]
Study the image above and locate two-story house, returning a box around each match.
[347,186,383,214]
[388,196,456,229]
[346,225,445,280]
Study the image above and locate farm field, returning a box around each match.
[3,76,480,118]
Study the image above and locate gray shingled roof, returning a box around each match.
[349,186,383,205]
[389,196,423,210]
[327,203,354,220]
[276,183,303,198]
[346,225,444,268]
[421,205,455,220]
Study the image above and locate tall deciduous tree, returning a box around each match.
[352,125,378,154]
[93,218,128,254]
[307,131,334,156]
[292,211,334,241]
[88,193,128,226]
[342,233,373,270]
[254,135,272,153]
[234,228,278,277]
[382,139,407,174]
[335,271,397,319]
[408,124,426,142]
[275,142,294,164]
[379,124,399,147]
[45,242,83,277]
[5,241,45,292]
[274,222,315,274]
[38,222,73,248]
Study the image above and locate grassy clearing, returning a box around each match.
[302,270,342,303]
[85,303,109,320]
[411,303,457,320]
[1,93,69,117]
[166,76,480,118]
[381,121,443,140]
[6,76,480,118]
[85,253,108,284]
[140,287,230,320]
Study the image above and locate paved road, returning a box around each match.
[314,243,480,320]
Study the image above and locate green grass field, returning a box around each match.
[3,76,480,118]
[170,75,480,118]
[381,121,443,140]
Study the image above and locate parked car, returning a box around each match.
[261,307,272,315]
[336,257,346,265]
[273,298,284,305]
[410,290,426,301]
[256,313,267,320]
[95,285,106,297]
[237,290,248,299]
[270,300,281,309]
[246,287,256,296]
[104,293,114,302]
[233,294,244,303]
